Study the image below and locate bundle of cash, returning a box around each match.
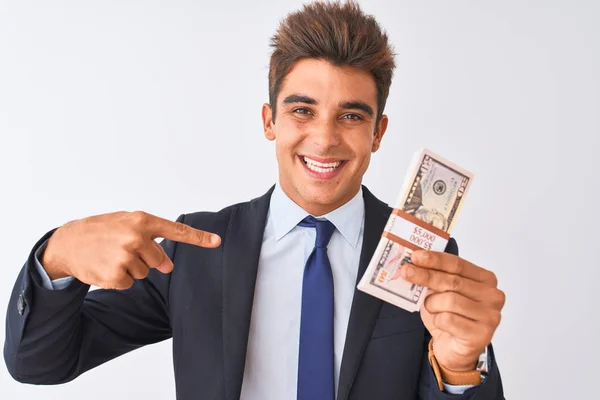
[357,148,474,312]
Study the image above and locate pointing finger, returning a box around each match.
[140,213,221,248]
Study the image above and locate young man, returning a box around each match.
[4,1,505,399]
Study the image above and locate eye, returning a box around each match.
[341,113,363,121]
[293,107,312,115]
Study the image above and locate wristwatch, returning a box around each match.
[427,339,488,391]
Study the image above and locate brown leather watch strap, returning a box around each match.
[428,339,482,390]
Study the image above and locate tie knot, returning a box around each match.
[298,216,336,248]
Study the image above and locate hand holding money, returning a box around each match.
[404,249,505,371]
[357,148,505,371]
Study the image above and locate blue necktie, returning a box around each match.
[297,216,336,400]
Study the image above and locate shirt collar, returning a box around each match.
[269,183,365,248]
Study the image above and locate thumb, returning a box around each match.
[153,241,174,274]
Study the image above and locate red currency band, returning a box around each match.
[382,232,421,251]
[391,209,451,240]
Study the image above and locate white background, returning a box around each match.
[1,1,598,399]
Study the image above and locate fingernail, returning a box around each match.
[410,251,420,263]
[411,251,424,264]
[210,234,221,245]
[402,265,414,278]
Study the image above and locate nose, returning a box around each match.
[309,118,340,150]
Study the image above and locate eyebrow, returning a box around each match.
[282,94,317,105]
[339,101,374,117]
[282,94,374,117]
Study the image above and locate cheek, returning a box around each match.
[273,137,296,168]
[275,121,305,154]
[347,134,374,162]
[356,153,373,173]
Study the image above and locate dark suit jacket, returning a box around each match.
[4,185,504,399]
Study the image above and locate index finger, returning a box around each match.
[145,214,221,248]
[410,250,497,286]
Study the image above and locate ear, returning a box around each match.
[262,103,276,141]
[372,114,389,152]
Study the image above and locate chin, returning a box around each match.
[300,184,348,209]
[305,191,338,205]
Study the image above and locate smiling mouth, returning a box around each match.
[299,155,347,173]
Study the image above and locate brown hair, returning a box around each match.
[268,0,395,125]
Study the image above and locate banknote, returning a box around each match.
[357,149,474,312]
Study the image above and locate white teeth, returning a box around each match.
[302,156,342,173]
[307,164,336,173]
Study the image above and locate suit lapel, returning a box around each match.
[336,186,391,400]
[220,184,409,400]
[221,186,273,400]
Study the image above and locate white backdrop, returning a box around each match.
[1,1,598,399]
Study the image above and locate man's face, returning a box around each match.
[262,58,388,215]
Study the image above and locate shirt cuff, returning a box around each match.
[34,238,74,290]
[443,374,486,394]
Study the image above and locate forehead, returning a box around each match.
[279,58,377,106]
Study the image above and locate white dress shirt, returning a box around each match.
[239,184,365,400]
[35,183,473,397]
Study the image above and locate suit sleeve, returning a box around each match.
[417,238,505,399]
[3,214,184,384]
